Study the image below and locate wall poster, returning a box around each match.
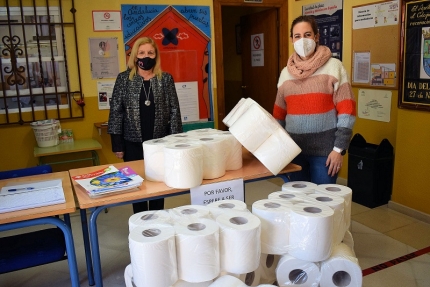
[121,5,212,121]
[400,0,430,110]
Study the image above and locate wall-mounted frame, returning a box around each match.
[399,0,430,110]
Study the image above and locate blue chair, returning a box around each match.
[0,165,68,274]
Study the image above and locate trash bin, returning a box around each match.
[347,133,394,208]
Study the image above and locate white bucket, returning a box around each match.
[31,119,61,148]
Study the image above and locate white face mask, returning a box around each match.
[293,38,316,58]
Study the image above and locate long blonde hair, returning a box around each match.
[127,37,162,80]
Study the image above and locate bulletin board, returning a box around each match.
[351,1,401,89]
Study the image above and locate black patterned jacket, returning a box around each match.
[108,69,183,143]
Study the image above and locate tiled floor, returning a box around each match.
[1,178,430,287]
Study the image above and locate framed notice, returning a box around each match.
[92,10,122,31]
[399,0,430,111]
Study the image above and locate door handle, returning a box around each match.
[241,85,247,89]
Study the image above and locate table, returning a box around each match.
[70,151,301,287]
[94,122,108,136]
[0,171,80,287]
[34,138,102,166]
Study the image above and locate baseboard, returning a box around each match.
[388,200,430,224]
[336,177,348,186]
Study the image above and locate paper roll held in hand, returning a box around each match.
[207,199,248,219]
[253,127,302,175]
[314,184,352,230]
[128,224,178,287]
[164,143,203,188]
[289,202,334,262]
[223,98,256,128]
[276,254,321,287]
[194,137,227,179]
[216,211,261,274]
[258,253,280,285]
[252,199,293,255]
[128,209,172,232]
[320,243,362,287]
[142,138,174,182]
[282,181,317,195]
[174,218,220,282]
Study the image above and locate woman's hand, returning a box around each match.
[326,150,343,176]
[114,152,124,159]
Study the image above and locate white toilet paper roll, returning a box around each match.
[276,254,321,287]
[223,98,256,128]
[143,138,174,182]
[229,103,279,153]
[187,128,220,136]
[207,199,248,219]
[217,211,261,274]
[252,199,294,255]
[166,132,195,140]
[174,218,220,282]
[229,269,261,287]
[211,131,243,171]
[172,280,213,287]
[253,127,302,175]
[128,210,172,232]
[282,181,317,195]
[170,205,211,221]
[124,264,133,287]
[320,243,362,287]
[194,136,227,179]
[289,202,334,262]
[209,274,247,287]
[314,184,352,230]
[129,224,178,287]
[258,254,280,284]
[306,193,345,246]
[342,230,355,255]
[257,285,278,287]
[164,142,203,188]
[268,191,315,204]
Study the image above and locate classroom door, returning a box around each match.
[241,8,279,113]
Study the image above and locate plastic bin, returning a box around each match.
[30,119,61,148]
[347,133,394,208]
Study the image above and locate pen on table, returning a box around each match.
[7,187,35,192]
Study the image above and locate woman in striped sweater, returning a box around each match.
[273,15,356,184]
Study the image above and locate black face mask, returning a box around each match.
[136,57,156,70]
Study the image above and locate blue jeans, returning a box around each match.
[288,153,338,184]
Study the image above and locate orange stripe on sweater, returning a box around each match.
[337,99,357,116]
[273,104,286,120]
[287,93,334,114]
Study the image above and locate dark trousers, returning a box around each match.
[124,140,164,213]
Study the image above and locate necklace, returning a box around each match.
[142,81,151,106]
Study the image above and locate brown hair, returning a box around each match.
[290,15,319,38]
[127,37,162,80]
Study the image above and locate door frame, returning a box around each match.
[213,0,289,130]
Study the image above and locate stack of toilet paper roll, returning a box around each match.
[207,199,248,219]
[225,98,301,175]
[282,181,317,194]
[128,210,172,232]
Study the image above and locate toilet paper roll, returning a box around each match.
[314,184,352,230]
[268,191,315,204]
[209,274,247,287]
[211,131,243,171]
[257,285,277,287]
[276,254,321,287]
[258,254,280,284]
[289,202,334,262]
[187,128,220,136]
[253,127,302,175]
[172,280,213,287]
[217,211,261,274]
[207,199,248,219]
[252,199,294,254]
[164,143,203,188]
[229,103,279,153]
[194,137,227,179]
[223,98,256,128]
[128,210,172,232]
[174,218,220,282]
[129,224,178,287]
[170,205,211,221]
[124,264,133,287]
[166,132,195,141]
[342,230,355,255]
[229,269,261,287]
[307,193,345,246]
[143,138,174,182]
[282,181,317,195]
[320,243,362,287]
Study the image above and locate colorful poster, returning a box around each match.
[303,0,343,60]
[121,5,211,121]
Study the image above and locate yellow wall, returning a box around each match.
[1,0,430,215]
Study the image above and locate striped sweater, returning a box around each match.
[273,46,356,156]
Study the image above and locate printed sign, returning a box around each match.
[190,178,244,205]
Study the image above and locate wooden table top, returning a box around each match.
[34,139,102,157]
[0,171,76,224]
[69,150,301,209]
